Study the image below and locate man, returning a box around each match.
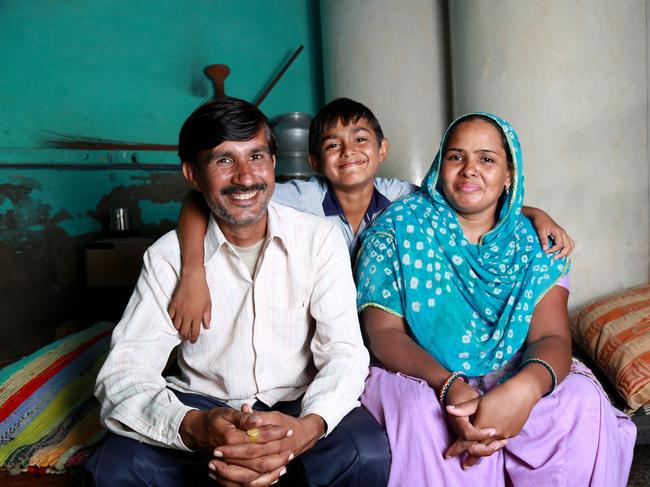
[86,97,390,487]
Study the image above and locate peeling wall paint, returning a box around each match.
[0,168,189,360]
[0,170,186,242]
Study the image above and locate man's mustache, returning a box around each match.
[220,183,267,196]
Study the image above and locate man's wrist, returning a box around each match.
[301,414,326,441]
[179,409,202,451]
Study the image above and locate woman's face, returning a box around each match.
[440,118,512,221]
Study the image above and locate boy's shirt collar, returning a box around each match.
[322,180,391,223]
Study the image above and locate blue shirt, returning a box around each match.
[273,176,417,255]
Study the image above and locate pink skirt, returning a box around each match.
[361,365,636,487]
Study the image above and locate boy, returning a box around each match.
[169,98,574,341]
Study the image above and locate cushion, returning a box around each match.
[0,322,112,474]
[570,284,650,412]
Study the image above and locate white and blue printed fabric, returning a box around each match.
[355,113,569,376]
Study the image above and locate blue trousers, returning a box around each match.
[86,390,390,487]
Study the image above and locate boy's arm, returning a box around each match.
[272,177,327,214]
[168,190,212,342]
[372,177,418,201]
[521,206,575,259]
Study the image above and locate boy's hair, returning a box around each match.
[308,98,385,157]
[178,96,277,164]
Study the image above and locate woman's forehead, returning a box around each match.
[445,119,506,150]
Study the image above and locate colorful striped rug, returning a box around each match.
[0,322,113,474]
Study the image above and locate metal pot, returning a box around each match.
[271,112,314,180]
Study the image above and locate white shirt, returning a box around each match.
[95,201,369,450]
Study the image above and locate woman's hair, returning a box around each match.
[443,114,514,169]
[178,96,277,164]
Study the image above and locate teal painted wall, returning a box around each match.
[1,0,322,154]
[0,0,323,359]
[1,0,323,237]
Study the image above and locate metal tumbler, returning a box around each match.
[109,207,130,232]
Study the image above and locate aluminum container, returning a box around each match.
[271,112,314,179]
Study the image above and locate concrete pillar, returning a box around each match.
[320,0,449,184]
[449,0,648,308]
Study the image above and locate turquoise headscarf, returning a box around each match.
[355,113,569,376]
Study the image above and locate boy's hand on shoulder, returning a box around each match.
[524,207,575,259]
[536,219,575,260]
[167,265,212,342]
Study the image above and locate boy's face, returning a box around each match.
[310,118,388,191]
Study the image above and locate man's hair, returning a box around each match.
[178,96,277,164]
[308,98,384,157]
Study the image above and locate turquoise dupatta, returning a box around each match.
[355,113,569,376]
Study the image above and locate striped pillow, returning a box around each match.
[570,284,650,412]
[0,322,112,474]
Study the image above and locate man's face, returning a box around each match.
[183,130,276,236]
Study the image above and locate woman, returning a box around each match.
[355,113,635,486]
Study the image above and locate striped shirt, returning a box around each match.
[95,201,369,450]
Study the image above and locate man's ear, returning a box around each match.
[308,154,322,173]
[182,161,203,192]
[272,154,276,170]
[378,138,389,164]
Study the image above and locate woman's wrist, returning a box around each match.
[519,358,557,396]
[421,367,454,392]
[438,371,467,405]
[510,364,550,402]
[445,377,479,406]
